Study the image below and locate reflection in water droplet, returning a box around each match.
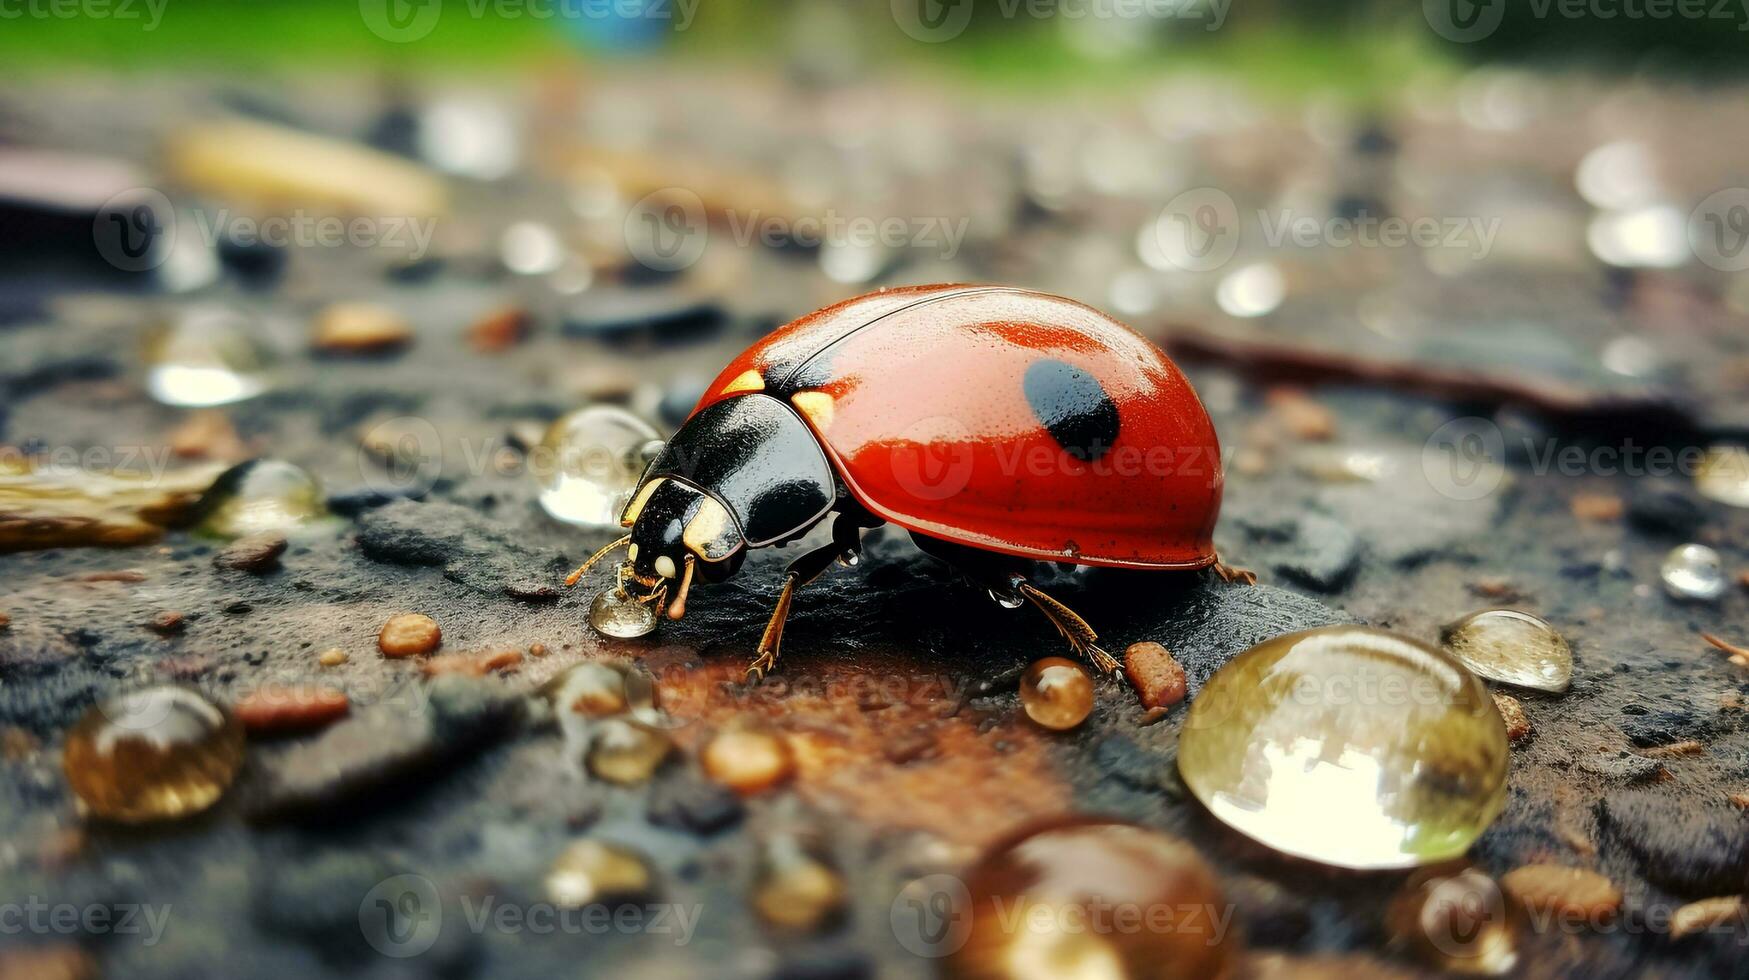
[1662,544,1727,602]
[1441,609,1572,694]
[590,588,658,639]
[199,460,325,538]
[501,221,564,276]
[1695,446,1749,509]
[1388,867,1521,976]
[145,307,272,408]
[536,406,663,529]
[419,95,520,181]
[1600,335,1660,378]
[1576,141,1660,211]
[1216,263,1285,318]
[1178,626,1509,869]
[1019,657,1094,731]
[63,686,244,823]
[1587,206,1687,269]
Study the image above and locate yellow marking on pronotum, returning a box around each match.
[721,369,765,394]
[620,478,664,527]
[790,391,834,432]
[683,495,738,561]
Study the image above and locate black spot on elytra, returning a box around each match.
[1023,359,1120,463]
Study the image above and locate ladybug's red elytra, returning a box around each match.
[566,284,1239,679]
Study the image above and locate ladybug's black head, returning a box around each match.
[618,477,745,618]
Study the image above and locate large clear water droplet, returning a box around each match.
[589,587,657,639]
[199,460,325,538]
[1440,609,1572,694]
[145,306,271,408]
[1662,544,1726,602]
[1178,626,1509,870]
[536,406,662,529]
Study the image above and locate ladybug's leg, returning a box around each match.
[745,526,864,681]
[1013,577,1121,675]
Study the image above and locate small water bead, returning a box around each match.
[752,835,847,933]
[198,460,325,538]
[545,660,656,718]
[1695,446,1749,509]
[545,840,654,907]
[942,819,1233,980]
[585,718,672,785]
[1177,626,1509,870]
[144,306,272,408]
[62,686,245,823]
[1387,867,1521,976]
[589,588,658,639]
[1440,609,1572,694]
[701,727,795,795]
[535,406,664,529]
[1019,657,1094,731]
[1662,544,1727,602]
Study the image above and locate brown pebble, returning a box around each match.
[312,302,413,354]
[1468,577,1521,601]
[1265,387,1336,441]
[1729,792,1749,809]
[0,611,10,630]
[1500,865,1621,922]
[149,610,187,635]
[317,648,349,667]
[468,305,531,352]
[1492,693,1532,742]
[379,613,442,657]
[422,648,523,677]
[1570,493,1625,522]
[702,729,795,795]
[214,532,288,573]
[234,684,351,735]
[1124,641,1187,709]
[1739,570,1749,591]
[0,943,97,980]
[1670,896,1746,939]
[1641,739,1705,758]
[528,642,550,658]
[81,569,147,583]
[169,410,248,460]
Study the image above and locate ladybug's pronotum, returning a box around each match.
[567,284,1244,679]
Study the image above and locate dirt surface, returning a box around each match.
[2,69,1748,979]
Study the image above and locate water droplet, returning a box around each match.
[1587,205,1687,269]
[1440,609,1572,694]
[1575,141,1661,211]
[987,588,1024,609]
[144,307,272,408]
[944,819,1233,980]
[1178,626,1509,869]
[198,460,325,538]
[752,835,846,933]
[1387,867,1520,976]
[1662,544,1727,602]
[702,727,795,795]
[536,406,663,529]
[545,840,654,907]
[1216,262,1285,318]
[1695,446,1749,509]
[1019,657,1094,731]
[500,221,564,276]
[62,686,244,823]
[589,588,658,639]
[545,660,656,718]
[585,718,672,785]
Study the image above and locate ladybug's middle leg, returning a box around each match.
[745,515,869,681]
[1011,578,1121,675]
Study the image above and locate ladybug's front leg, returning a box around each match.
[744,528,863,681]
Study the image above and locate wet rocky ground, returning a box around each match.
[2,68,1748,979]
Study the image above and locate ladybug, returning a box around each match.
[566,284,1241,679]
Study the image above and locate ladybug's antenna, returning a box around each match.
[564,535,632,587]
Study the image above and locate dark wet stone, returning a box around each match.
[1577,751,1664,783]
[0,324,119,396]
[771,948,872,980]
[217,234,287,287]
[325,484,429,516]
[355,499,571,601]
[1627,482,1707,537]
[1620,702,1719,747]
[1598,791,1749,895]
[1237,513,1361,594]
[561,289,725,343]
[1226,874,1314,948]
[646,773,745,835]
[1093,733,1169,792]
[247,675,521,822]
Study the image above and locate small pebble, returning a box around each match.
[421,649,523,677]
[467,305,531,352]
[0,944,97,980]
[702,728,795,795]
[1492,694,1532,742]
[0,612,9,630]
[169,410,248,460]
[1663,544,1728,602]
[378,613,442,657]
[545,840,653,907]
[528,642,549,657]
[1020,657,1094,731]
[586,718,672,785]
[316,648,348,667]
[149,610,186,635]
[1265,387,1335,441]
[311,302,412,354]
[1669,896,1746,939]
[82,569,148,583]
[1123,642,1186,709]
[1569,493,1625,522]
[214,532,288,573]
[1499,865,1621,923]
[752,838,847,933]
[234,684,351,735]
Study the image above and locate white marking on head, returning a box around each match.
[654,555,677,580]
